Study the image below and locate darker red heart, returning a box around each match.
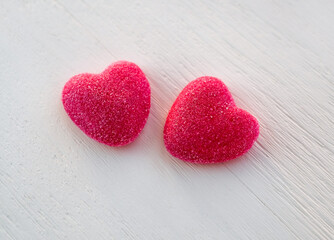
[62,61,150,146]
[164,76,259,164]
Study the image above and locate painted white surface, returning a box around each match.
[1,0,333,239]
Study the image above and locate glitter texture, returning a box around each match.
[62,61,151,146]
[163,76,259,164]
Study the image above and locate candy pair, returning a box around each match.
[62,61,259,164]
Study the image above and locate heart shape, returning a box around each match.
[163,76,259,164]
[62,61,150,146]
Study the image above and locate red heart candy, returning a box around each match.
[62,61,150,146]
[164,76,259,164]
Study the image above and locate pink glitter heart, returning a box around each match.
[62,61,150,146]
[164,76,259,164]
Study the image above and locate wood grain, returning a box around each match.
[0,0,333,239]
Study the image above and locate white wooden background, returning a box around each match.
[1,0,333,239]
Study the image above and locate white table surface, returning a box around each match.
[1,0,334,239]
